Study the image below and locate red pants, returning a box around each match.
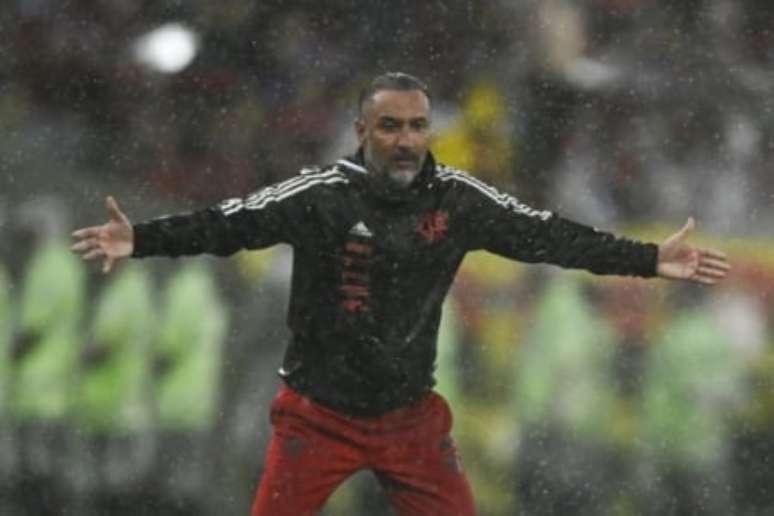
[251,385,476,516]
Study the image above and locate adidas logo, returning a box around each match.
[349,221,373,238]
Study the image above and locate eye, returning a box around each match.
[411,119,429,131]
[379,119,400,131]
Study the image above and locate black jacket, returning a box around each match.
[133,151,658,416]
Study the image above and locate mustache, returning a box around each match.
[391,152,419,162]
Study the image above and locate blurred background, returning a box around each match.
[1,0,774,515]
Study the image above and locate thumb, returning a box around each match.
[106,196,125,223]
[661,216,695,254]
[671,216,695,244]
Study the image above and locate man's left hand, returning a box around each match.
[657,217,730,285]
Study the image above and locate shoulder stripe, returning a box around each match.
[246,168,344,205]
[256,168,344,200]
[337,159,368,174]
[437,167,552,220]
[437,170,502,204]
[246,176,347,211]
[219,168,347,216]
[437,166,501,198]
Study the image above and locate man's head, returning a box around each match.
[355,72,432,190]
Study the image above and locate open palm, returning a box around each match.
[657,218,729,285]
[71,196,134,273]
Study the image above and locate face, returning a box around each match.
[355,89,432,189]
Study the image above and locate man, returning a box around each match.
[72,72,730,516]
[13,234,86,516]
[150,262,228,516]
[0,263,13,516]
[72,264,156,516]
[639,295,741,516]
[512,275,619,516]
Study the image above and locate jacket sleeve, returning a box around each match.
[132,170,341,258]
[458,177,658,278]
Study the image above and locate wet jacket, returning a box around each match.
[132,151,657,416]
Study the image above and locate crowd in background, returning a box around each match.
[2,0,774,514]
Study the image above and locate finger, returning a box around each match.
[72,227,101,239]
[102,257,114,274]
[71,238,98,253]
[696,268,729,281]
[106,196,125,223]
[700,264,730,277]
[699,257,731,272]
[691,274,719,286]
[700,249,729,263]
[83,248,105,261]
[695,266,728,279]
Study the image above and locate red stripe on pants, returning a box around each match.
[251,385,476,516]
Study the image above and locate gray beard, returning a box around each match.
[366,168,420,201]
[371,170,409,193]
[386,169,416,188]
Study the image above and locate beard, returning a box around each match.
[366,150,424,191]
[386,167,417,188]
[368,160,421,199]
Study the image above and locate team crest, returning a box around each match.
[416,211,449,243]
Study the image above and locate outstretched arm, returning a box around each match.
[71,196,134,274]
[457,175,729,282]
[71,171,329,268]
[657,217,729,285]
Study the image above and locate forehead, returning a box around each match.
[365,89,431,120]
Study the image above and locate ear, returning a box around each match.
[354,117,366,145]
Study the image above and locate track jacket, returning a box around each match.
[132,151,658,416]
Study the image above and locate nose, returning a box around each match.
[395,127,417,149]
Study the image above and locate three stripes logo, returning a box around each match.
[218,168,348,216]
[436,165,552,220]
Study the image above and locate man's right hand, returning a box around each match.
[71,196,134,273]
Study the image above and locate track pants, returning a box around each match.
[251,385,476,516]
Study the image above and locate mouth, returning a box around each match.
[392,155,418,168]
